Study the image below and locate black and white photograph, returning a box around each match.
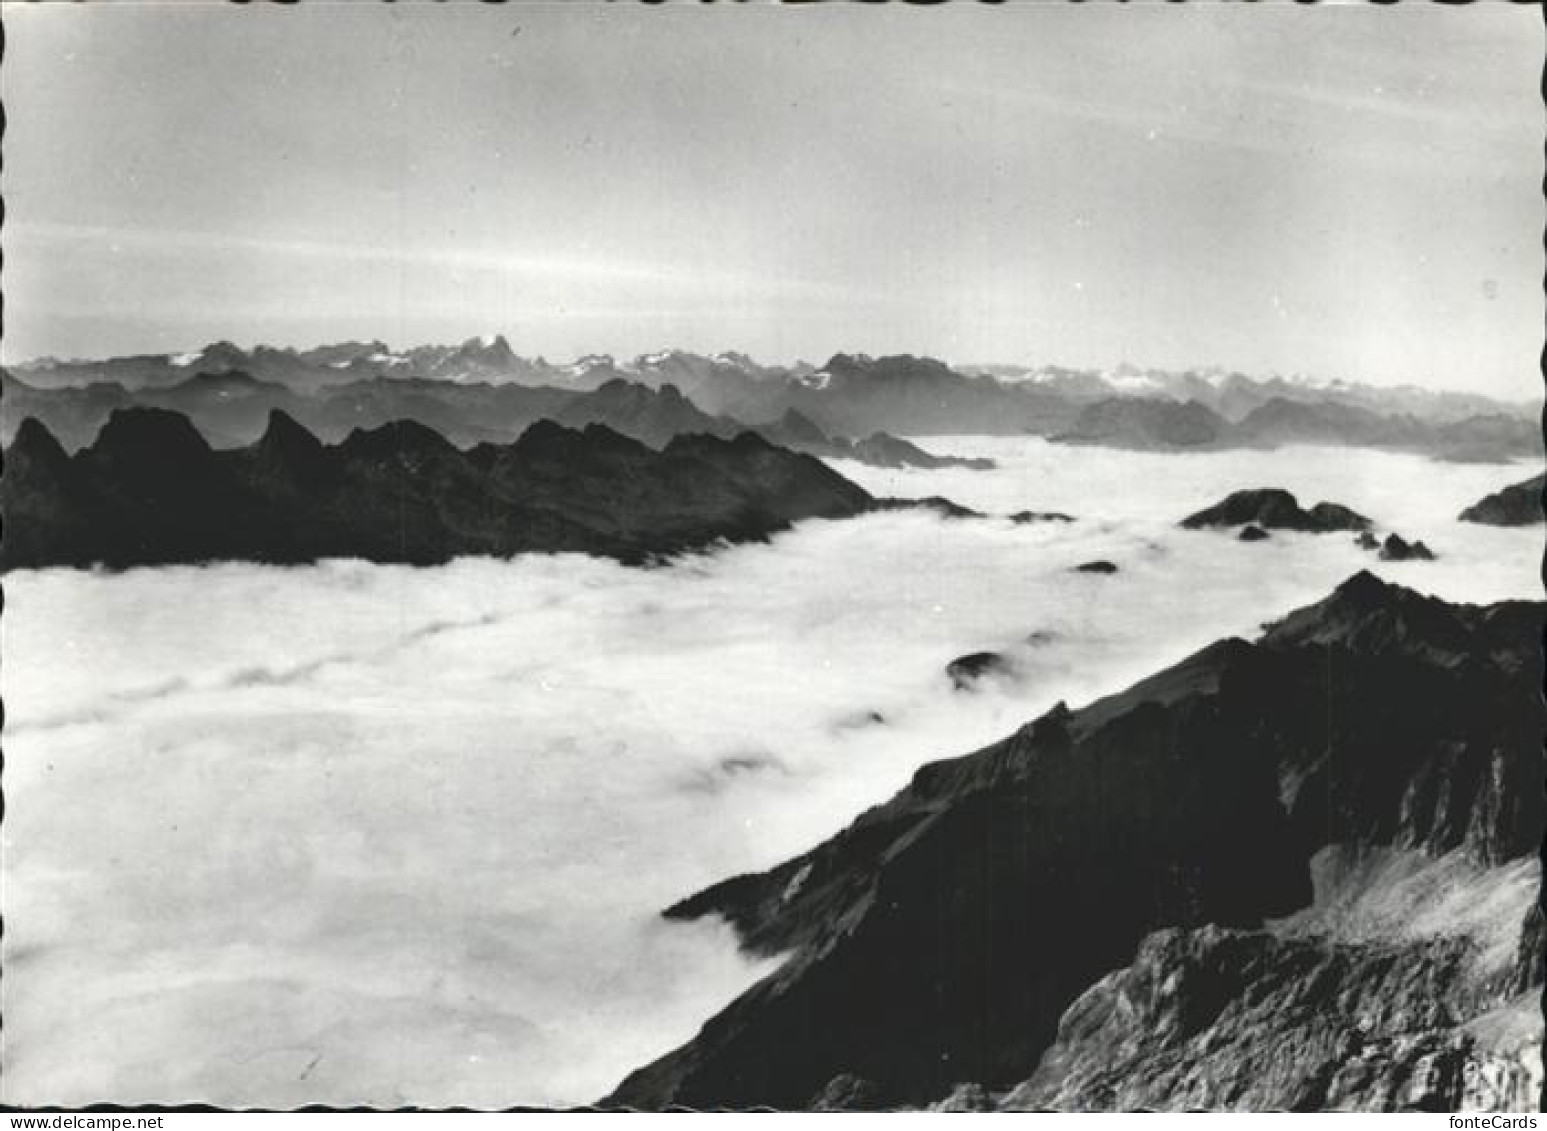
[1,1,1543,1113]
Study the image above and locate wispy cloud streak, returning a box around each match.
[7,220,866,303]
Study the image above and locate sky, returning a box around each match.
[3,3,1542,397]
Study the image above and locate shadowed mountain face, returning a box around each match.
[603,574,1543,1111]
[0,410,879,570]
[1459,474,1545,526]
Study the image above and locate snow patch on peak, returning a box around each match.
[1108,372,1166,394]
[564,354,615,377]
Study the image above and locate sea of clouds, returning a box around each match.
[2,439,1538,1107]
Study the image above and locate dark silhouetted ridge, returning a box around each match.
[92,407,213,467]
[1,409,878,570]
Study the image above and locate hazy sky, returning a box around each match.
[4,3,1542,396]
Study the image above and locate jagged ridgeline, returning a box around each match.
[5,344,1538,462]
[603,573,1544,1112]
[0,409,883,569]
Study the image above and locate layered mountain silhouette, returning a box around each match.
[0,410,888,570]
[966,362,1536,426]
[603,574,1543,1110]
[757,409,995,470]
[1,370,992,473]
[1459,474,1545,526]
[1053,396,1537,462]
[7,341,1534,461]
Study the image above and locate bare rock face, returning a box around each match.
[603,574,1543,1112]
[928,1083,996,1112]
[1002,922,1537,1112]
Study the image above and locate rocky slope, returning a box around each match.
[1460,475,1545,527]
[603,574,1543,1111]
[1005,847,1542,1112]
[0,410,880,570]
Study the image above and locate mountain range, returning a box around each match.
[0,409,893,570]
[603,573,1543,1111]
[1052,395,1538,462]
[6,340,1536,462]
[0,369,991,473]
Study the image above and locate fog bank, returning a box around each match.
[3,441,1536,1106]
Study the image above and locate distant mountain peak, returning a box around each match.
[449,334,517,364]
[198,341,250,369]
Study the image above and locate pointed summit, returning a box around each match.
[9,416,71,471]
[1262,570,1474,662]
[251,410,331,487]
[258,409,324,456]
[457,334,517,364]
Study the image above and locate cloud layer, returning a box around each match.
[2,440,1537,1106]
